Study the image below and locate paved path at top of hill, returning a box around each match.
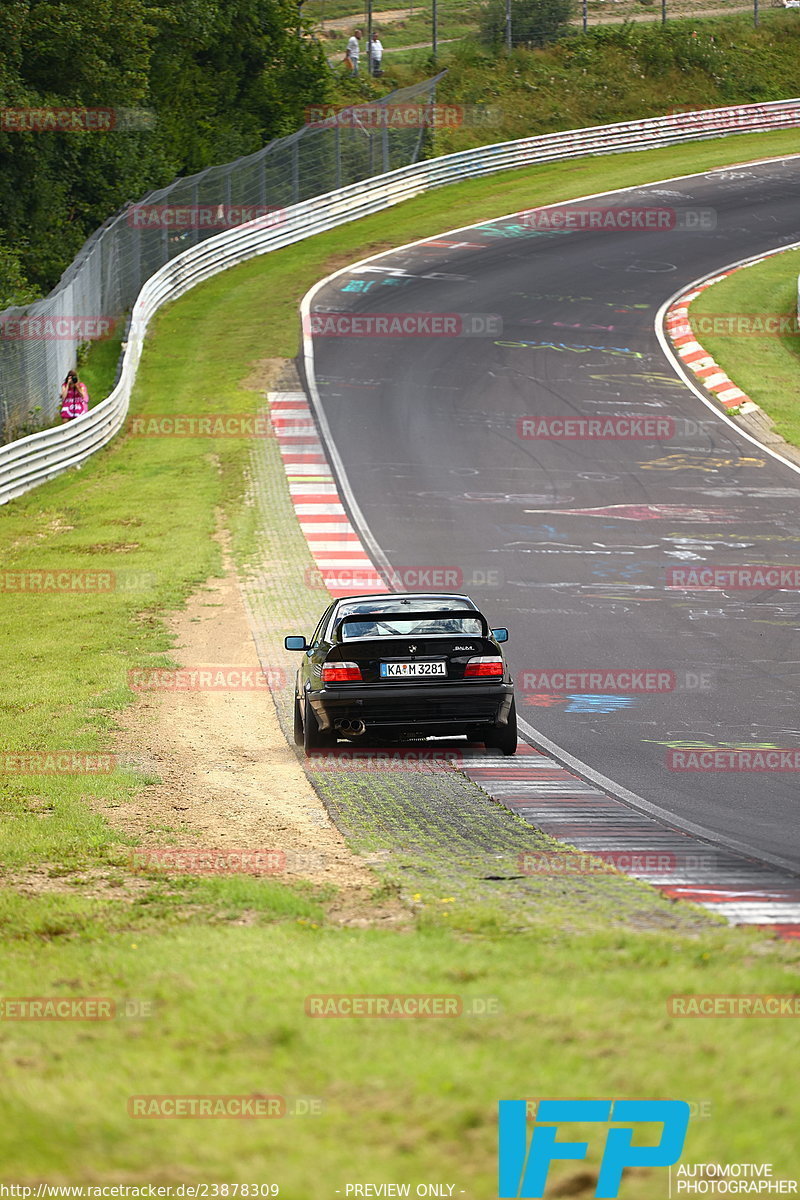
[319,7,412,30]
[317,0,770,42]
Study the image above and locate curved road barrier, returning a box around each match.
[2,98,800,506]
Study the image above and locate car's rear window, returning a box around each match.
[339,613,484,639]
[328,597,479,641]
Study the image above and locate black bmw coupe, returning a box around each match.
[285,592,517,756]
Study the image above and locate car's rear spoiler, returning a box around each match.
[336,610,487,639]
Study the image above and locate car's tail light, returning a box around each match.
[464,656,504,678]
[322,661,362,683]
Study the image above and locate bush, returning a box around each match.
[0,239,41,310]
[479,0,577,49]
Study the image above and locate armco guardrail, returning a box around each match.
[0,75,442,438]
[2,98,799,506]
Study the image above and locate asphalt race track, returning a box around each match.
[303,156,800,871]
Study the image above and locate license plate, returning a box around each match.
[380,661,447,678]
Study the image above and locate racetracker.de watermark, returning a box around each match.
[126,204,285,230]
[520,205,716,231]
[127,1095,322,1118]
[666,748,800,771]
[517,851,716,876]
[304,103,497,128]
[307,748,464,770]
[0,997,152,1020]
[0,316,115,341]
[1,106,153,132]
[0,570,154,593]
[0,571,121,593]
[666,565,800,590]
[303,564,465,591]
[690,313,800,336]
[1,106,115,132]
[127,667,286,691]
[518,415,675,439]
[130,849,287,875]
[126,414,273,438]
[304,994,500,1017]
[524,1097,713,1121]
[520,669,675,693]
[305,312,501,337]
[0,752,115,775]
[668,994,800,1017]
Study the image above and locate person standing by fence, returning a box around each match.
[60,371,89,422]
[370,33,383,76]
[345,29,362,74]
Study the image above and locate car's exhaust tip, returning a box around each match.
[335,718,366,737]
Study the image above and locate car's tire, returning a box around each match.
[293,696,304,747]
[485,699,518,756]
[302,696,335,755]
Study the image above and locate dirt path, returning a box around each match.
[583,2,758,23]
[320,6,411,29]
[383,37,459,50]
[320,0,762,43]
[106,530,403,922]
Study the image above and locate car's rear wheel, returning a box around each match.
[302,696,335,755]
[293,697,304,747]
[485,699,518,756]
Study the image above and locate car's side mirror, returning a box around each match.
[491,627,509,643]
[284,635,308,651]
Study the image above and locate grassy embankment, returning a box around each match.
[315,0,767,62]
[688,248,800,445]
[323,9,800,116]
[1,130,799,1189]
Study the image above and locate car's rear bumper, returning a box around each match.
[308,681,514,734]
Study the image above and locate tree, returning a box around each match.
[0,0,331,295]
[0,238,41,309]
[479,0,576,50]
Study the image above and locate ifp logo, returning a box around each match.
[498,1099,690,1198]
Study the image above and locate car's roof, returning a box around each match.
[332,592,477,607]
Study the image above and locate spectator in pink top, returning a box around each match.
[60,370,89,421]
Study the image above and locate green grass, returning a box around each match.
[314,0,761,59]
[325,8,800,121]
[425,12,800,153]
[689,248,800,445]
[1,923,799,1190]
[1,128,800,1186]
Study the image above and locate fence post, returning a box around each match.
[292,141,300,204]
[131,214,142,296]
[190,181,200,247]
[367,0,373,69]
